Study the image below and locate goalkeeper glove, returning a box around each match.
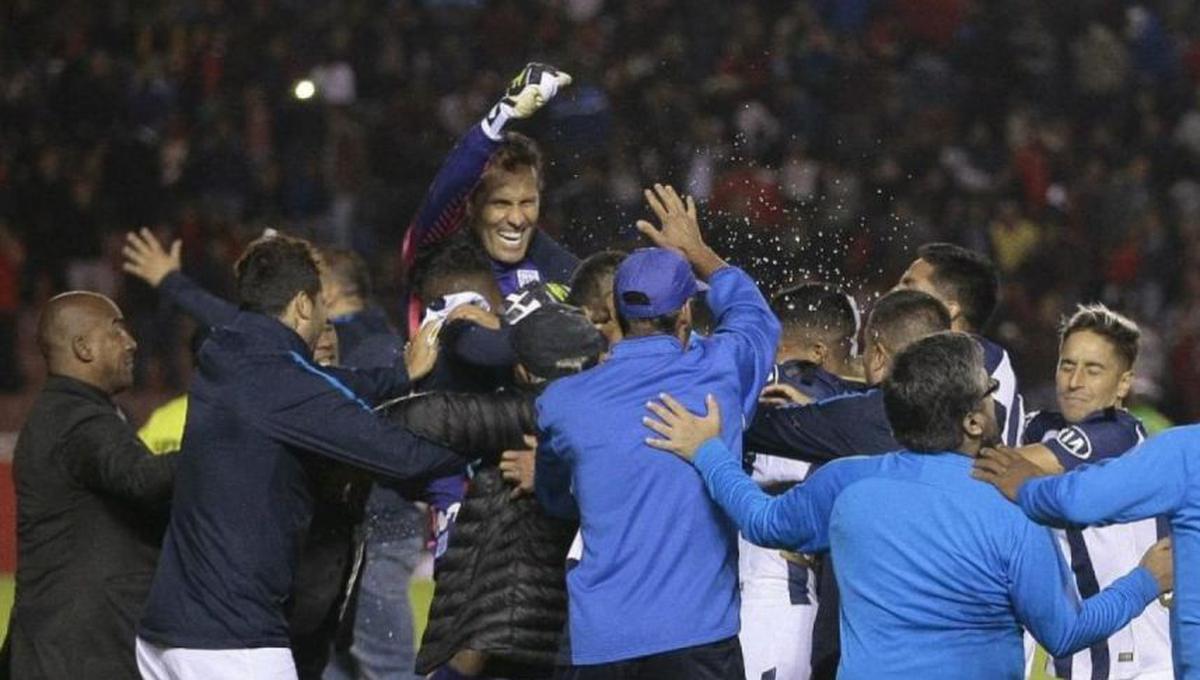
[481,62,572,140]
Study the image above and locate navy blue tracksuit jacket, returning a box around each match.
[138,311,463,649]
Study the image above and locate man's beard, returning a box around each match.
[981,425,1003,449]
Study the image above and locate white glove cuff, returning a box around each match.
[480,101,513,141]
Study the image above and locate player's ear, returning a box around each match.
[1115,368,1134,402]
[963,408,985,440]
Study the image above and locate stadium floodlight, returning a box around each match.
[293,79,316,100]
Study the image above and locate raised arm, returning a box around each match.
[635,184,780,416]
[401,63,572,266]
[123,228,238,328]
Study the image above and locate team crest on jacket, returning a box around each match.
[1055,426,1092,459]
[517,269,541,288]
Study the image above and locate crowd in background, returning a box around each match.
[6,0,1200,418]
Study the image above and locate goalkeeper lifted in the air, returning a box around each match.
[402,61,579,333]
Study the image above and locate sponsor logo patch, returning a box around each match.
[1055,426,1093,459]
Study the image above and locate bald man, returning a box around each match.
[6,292,175,680]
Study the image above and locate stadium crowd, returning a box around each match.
[3,1,1200,680]
[5,1,1200,418]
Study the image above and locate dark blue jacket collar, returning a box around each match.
[229,310,313,358]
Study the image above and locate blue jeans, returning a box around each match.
[324,487,425,680]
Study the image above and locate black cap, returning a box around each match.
[512,303,606,381]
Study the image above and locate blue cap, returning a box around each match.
[614,248,705,319]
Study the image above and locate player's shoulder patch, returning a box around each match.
[1054,425,1093,460]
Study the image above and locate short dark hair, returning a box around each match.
[567,250,626,312]
[470,131,545,211]
[322,247,372,300]
[771,282,858,353]
[884,332,987,452]
[917,243,999,331]
[235,235,322,317]
[867,289,951,354]
[617,308,683,338]
[1060,303,1140,369]
[415,237,496,303]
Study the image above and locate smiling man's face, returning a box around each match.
[473,166,540,265]
[1056,329,1132,423]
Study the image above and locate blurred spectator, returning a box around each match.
[1,0,1200,422]
[0,221,24,392]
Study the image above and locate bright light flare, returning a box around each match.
[293,79,316,100]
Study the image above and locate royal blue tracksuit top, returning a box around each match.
[691,442,1161,680]
[534,265,780,665]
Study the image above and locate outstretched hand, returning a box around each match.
[405,319,443,381]
[123,228,181,287]
[636,184,724,278]
[643,392,722,462]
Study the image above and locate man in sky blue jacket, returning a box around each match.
[643,332,1172,680]
[974,421,1199,677]
[535,184,780,678]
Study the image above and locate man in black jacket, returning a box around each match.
[134,235,467,679]
[414,302,606,680]
[7,291,176,680]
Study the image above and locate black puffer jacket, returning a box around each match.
[381,390,577,678]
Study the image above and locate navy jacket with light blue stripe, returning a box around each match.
[138,311,463,649]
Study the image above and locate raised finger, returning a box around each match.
[636,220,665,245]
[644,187,669,220]
[122,244,146,262]
[661,185,685,213]
[124,231,150,251]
